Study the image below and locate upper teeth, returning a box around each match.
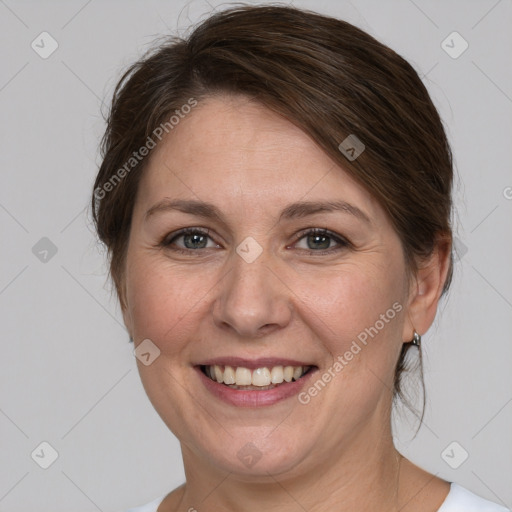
[205,365,309,386]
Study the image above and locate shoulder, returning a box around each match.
[438,483,510,512]
[124,495,165,512]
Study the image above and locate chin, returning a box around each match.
[193,432,311,480]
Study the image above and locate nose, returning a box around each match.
[212,248,292,338]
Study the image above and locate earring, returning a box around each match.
[410,331,421,347]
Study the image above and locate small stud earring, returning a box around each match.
[410,331,421,347]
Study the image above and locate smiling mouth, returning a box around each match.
[199,364,315,390]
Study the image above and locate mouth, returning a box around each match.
[193,357,318,407]
[198,363,315,391]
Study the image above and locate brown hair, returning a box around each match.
[91,4,453,412]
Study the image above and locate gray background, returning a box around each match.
[1,0,511,510]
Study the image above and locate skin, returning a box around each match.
[121,95,452,512]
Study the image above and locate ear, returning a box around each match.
[402,235,452,342]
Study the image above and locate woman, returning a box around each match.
[92,5,509,512]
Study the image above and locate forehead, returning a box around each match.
[135,95,384,223]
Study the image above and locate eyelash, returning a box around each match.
[160,227,350,256]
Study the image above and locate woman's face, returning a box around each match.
[122,95,415,477]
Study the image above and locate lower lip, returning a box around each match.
[195,366,318,407]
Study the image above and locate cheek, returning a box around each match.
[295,260,406,348]
[292,263,406,432]
[127,271,171,341]
[125,256,216,349]
[293,261,407,418]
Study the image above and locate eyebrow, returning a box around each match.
[280,200,371,224]
[144,198,371,224]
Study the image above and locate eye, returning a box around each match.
[293,228,349,254]
[160,227,350,255]
[161,227,219,252]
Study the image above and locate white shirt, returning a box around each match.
[125,483,510,511]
